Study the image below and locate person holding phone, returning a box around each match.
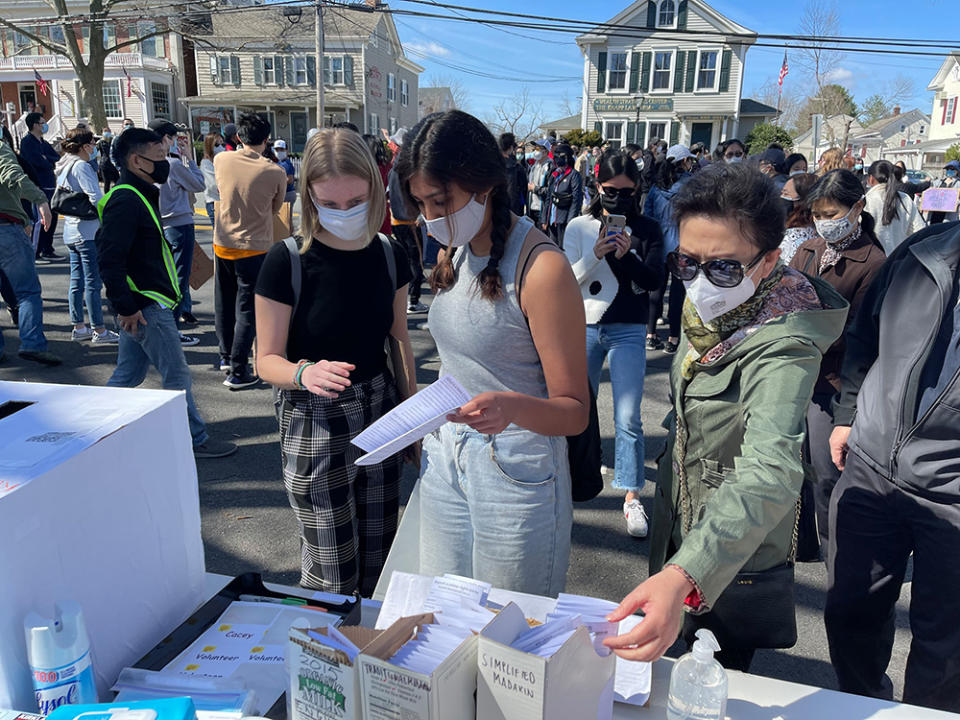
[562,150,664,537]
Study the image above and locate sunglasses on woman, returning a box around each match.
[600,186,635,200]
[666,249,766,288]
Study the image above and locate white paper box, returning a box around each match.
[477,603,616,720]
[0,382,206,710]
[359,613,478,720]
[288,625,382,720]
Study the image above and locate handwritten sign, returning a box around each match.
[919,187,960,213]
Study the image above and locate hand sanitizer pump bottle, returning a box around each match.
[666,628,728,720]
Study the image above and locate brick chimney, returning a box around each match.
[893,106,901,116]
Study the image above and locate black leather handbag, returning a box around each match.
[51,165,98,220]
[682,562,798,650]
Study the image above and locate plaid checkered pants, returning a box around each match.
[275,371,401,596]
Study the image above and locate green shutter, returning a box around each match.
[685,50,696,92]
[285,56,295,86]
[640,52,652,93]
[629,52,640,93]
[323,56,331,85]
[719,48,732,92]
[344,55,354,87]
[594,121,602,134]
[230,55,240,87]
[637,121,646,146]
[307,55,316,87]
[674,50,685,93]
[626,121,638,144]
[596,51,607,93]
[275,55,284,86]
[678,0,688,29]
[669,122,680,146]
[646,0,657,28]
[253,56,263,86]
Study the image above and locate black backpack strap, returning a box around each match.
[283,235,302,327]
[517,241,558,323]
[379,233,397,290]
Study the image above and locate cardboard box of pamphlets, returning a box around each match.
[288,624,382,720]
[358,612,480,720]
[477,603,616,720]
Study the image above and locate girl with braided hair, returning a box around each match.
[397,110,589,595]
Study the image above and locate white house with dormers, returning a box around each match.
[575,0,757,152]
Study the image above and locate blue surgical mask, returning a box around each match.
[947,169,958,178]
[41,122,49,134]
[89,145,99,161]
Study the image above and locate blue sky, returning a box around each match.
[390,0,956,126]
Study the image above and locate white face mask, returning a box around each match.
[725,155,743,164]
[789,169,806,177]
[276,150,287,161]
[683,263,761,324]
[814,202,861,244]
[423,194,487,248]
[313,200,370,243]
[533,151,543,161]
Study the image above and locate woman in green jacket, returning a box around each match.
[605,163,849,671]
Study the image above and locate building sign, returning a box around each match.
[593,97,674,113]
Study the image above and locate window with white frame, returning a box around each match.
[400,79,409,106]
[49,25,65,46]
[648,121,668,144]
[608,52,628,91]
[294,56,308,86]
[605,122,623,149]
[102,79,123,119]
[370,112,380,133]
[328,56,344,85]
[651,50,673,92]
[262,56,276,85]
[696,50,719,91]
[218,56,233,85]
[138,21,165,59]
[387,73,396,102]
[657,0,676,28]
[150,82,170,119]
[102,23,116,49]
[920,125,925,134]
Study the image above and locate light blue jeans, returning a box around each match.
[107,302,208,446]
[0,222,46,354]
[64,233,105,328]
[419,424,572,596]
[586,323,647,492]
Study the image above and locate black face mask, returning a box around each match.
[780,197,795,218]
[555,155,570,168]
[600,194,634,215]
[138,155,170,184]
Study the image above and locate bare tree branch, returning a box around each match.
[0,19,67,56]
[489,86,544,142]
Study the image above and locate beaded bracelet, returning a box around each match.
[293,360,315,390]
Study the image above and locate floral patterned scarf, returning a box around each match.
[680,265,823,379]
[819,223,862,275]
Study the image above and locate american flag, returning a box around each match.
[123,67,132,98]
[778,51,789,88]
[34,69,48,96]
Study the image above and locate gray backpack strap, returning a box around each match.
[379,233,397,290]
[283,236,301,326]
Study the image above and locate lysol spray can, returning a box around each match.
[24,602,98,714]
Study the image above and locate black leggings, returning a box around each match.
[648,271,685,337]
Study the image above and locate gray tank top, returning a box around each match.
[428,216,549,399]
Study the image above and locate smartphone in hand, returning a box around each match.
[603,214,627,242]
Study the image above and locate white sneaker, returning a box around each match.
[624,499,649,538]
[71,326,93,342]
[92,329,120,344]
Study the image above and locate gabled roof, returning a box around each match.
[927,51,960,92]
[860,108,930,135]
[540,113,582,131]
[739,98,778,116]
[576,0,756,47]
[792,114,863,145]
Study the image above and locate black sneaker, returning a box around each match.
[18,349,62,366]
[39,251,66,262]
[664,339,680,354]
[193,439,238,459]
[179,332,200,346]
[180,311,198,325]
[223,370,260,390]
[646,336,664,351]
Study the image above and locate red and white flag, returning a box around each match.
[778,51,789,88]
[123,67,132,97]
[34,69,48,96]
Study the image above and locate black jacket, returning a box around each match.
[640,150,659,193]
[600,212,665,324]
[503,154,528,216]
[835,221,960,499]
[97,169,181,317]
[544,167,583,227]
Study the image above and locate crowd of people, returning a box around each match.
[0,106,958,711]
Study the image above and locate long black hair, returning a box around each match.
[363,133,388,168]
[656,154,687,191]
[867,160,901,226]
[808,168,877,239]
[588,150,640,220]
[396,110,511,300]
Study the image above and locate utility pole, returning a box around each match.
[315,0,324,127]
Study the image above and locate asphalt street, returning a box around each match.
[0,211,915,699]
